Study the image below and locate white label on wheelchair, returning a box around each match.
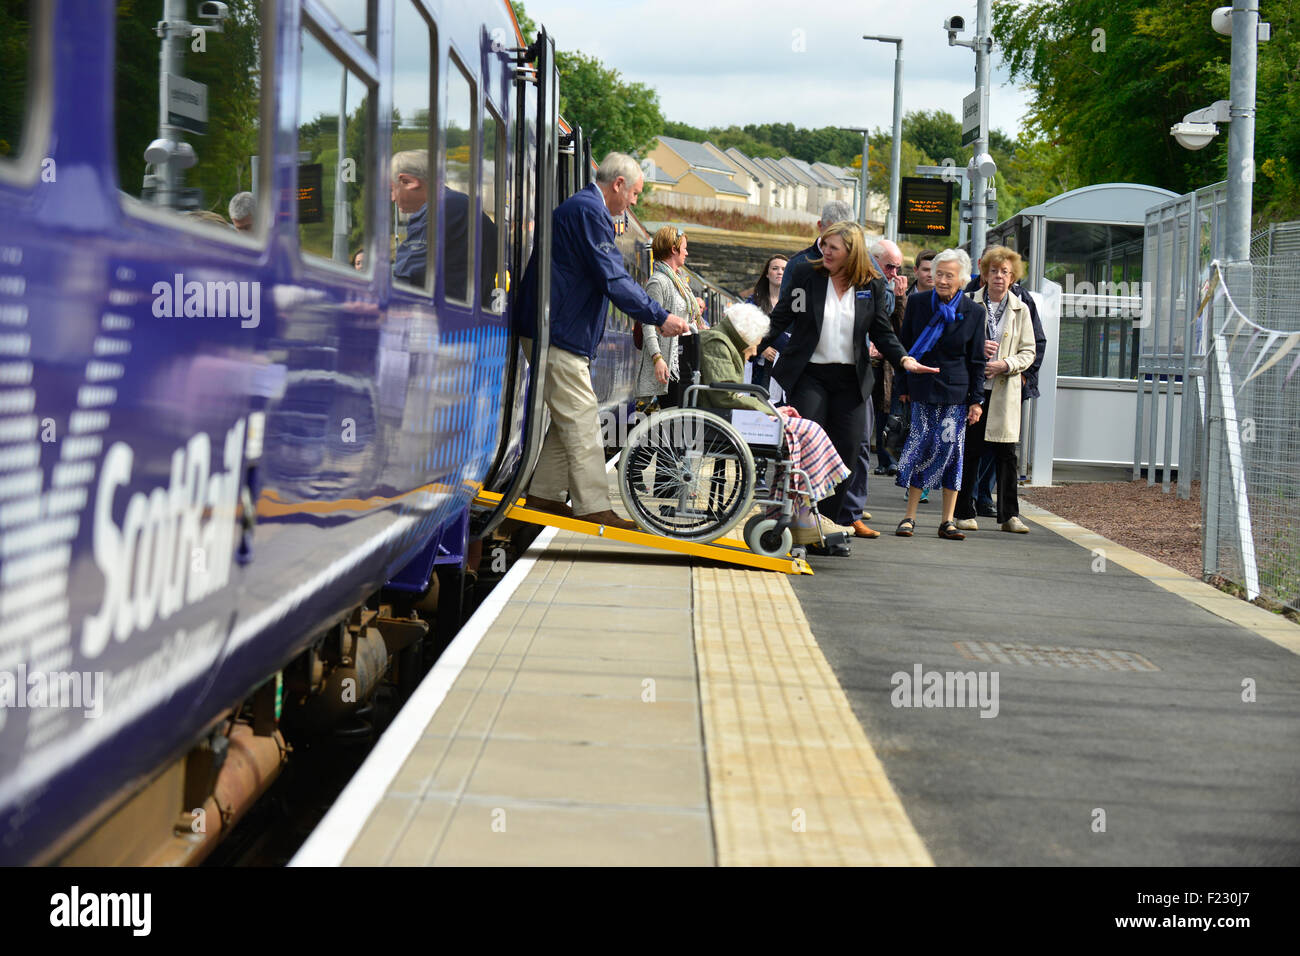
[729,409,782,446]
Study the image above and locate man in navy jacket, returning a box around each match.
[515,152,688,529]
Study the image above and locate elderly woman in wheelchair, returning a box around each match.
[618,302,853,557]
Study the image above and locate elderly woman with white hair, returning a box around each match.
[894,248,987,540]
[696,302,853,555]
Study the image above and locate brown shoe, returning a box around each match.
[852,520,880,539]
[527,496,574,518]
[574,509,638,532]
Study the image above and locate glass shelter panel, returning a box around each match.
[1044,222,1145,378]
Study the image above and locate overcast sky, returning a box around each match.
[523,0,1031,140]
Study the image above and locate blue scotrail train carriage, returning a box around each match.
[0,0,687,864]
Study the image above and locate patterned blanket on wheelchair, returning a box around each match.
[782,416,850,502]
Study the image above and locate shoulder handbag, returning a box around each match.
[633,323,643,349]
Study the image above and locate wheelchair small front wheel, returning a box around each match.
[745,517,792,558]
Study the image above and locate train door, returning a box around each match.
[471,28,558,539]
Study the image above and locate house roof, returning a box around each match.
[785,157,841,189]
[685,168,750,197]
[643,164,679,185]
[655,135,736,173]
[754,156,797,185]
[723,148,775,183]
[813,161,858,186]
[775,157,821,187]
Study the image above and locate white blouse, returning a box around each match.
[811,276,856,365]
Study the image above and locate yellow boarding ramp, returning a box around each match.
[473,490,813,575]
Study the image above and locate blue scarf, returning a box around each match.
[909,290,965,360]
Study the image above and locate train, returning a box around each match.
[0,0,735,865]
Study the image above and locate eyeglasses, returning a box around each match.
[881,262,901,273]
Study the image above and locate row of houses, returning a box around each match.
[642,135,888,224]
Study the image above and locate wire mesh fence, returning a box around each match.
[1203,257,1300,609]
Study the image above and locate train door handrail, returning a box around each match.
[472,29,558,540]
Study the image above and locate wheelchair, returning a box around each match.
[616,379,836,558]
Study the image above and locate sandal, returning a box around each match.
[895,517,915,537]
[937,520,965,540]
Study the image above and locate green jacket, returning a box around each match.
[697,318,768,413]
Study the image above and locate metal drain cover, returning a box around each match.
[954,641,1159,672]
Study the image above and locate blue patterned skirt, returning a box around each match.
[895,401,967,492]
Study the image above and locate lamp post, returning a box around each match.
[840,126,871,227]
[863,35,902,241]
[1170,4,1269,262]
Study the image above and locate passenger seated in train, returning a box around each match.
[391,149,430,287]
[698,302,850,549]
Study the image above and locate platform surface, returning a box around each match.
[295,480,1300,867]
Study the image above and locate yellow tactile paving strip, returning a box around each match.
[693,566,934,866]
[1021,502,1300,657]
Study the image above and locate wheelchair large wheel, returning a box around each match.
[619,408,756,543]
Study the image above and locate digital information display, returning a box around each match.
[900,177,954,236]
[297,163,324,224]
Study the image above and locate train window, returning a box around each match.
[297,25,372,268]
[390,0,436,292]
[114,1,266,235]
[443,57,475,304]
[0,2,41,169]
[483,104,505,312]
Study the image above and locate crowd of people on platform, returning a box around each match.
[511,151,1047,558]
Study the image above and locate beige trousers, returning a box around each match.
[521,339,610,515]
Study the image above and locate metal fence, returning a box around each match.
[1141,183,1300,607]
[1202,254,1300,608]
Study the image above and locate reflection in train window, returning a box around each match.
[390,0,435,291]
[483,105,506,310]
[443,57,475,303]
[297,25,371,267]
[316,0,370,43]
[0,2,35,163]
[113,0,264,233]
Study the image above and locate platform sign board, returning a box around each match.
[297,163,324,224]
[900,177,954,236]
[165,74,208,135]
[961,88,985,147]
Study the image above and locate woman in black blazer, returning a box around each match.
[894,248,986,540]
[761,222,933,537]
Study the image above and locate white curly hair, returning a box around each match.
[723,301,770,347]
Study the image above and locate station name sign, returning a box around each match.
[899,177,953,236]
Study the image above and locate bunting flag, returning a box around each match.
[1209,260,1300,392]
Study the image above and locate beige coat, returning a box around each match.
[972,288,1037,443]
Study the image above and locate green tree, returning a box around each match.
[992,0,1300,222]
[554,50,664,157]
[902,110,965,166]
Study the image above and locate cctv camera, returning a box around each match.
[1211,6,1232,36]
[197,1,230,19]
[1170,121,1220,150]
[970,152,997,179]
[144,138,174,164]
[944,16,965,32]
